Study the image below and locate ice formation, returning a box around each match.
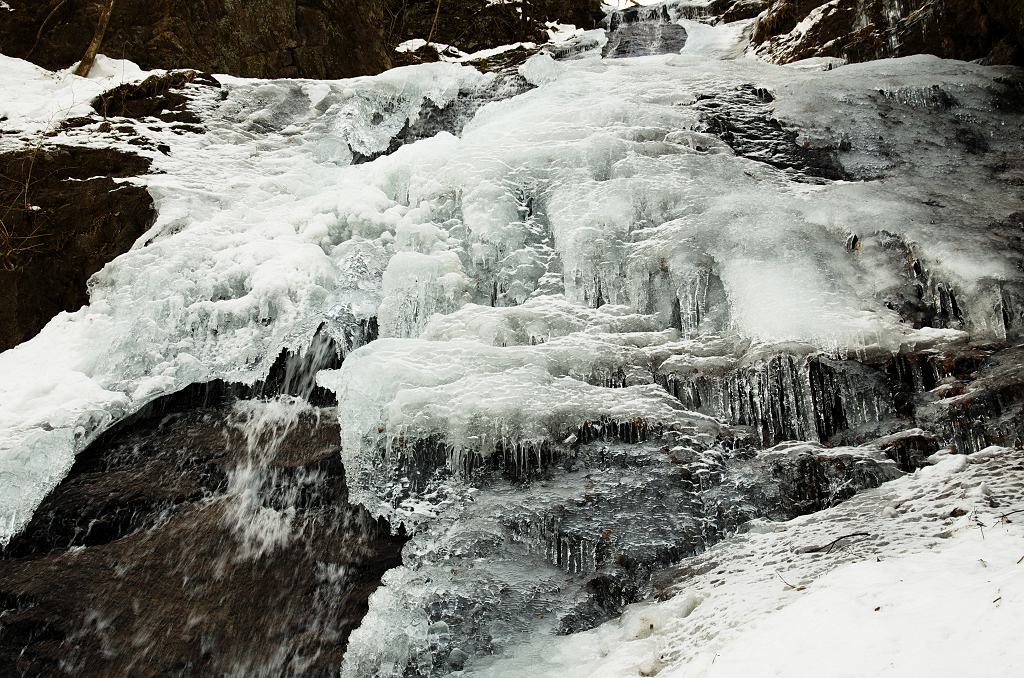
[1,1,1023,675]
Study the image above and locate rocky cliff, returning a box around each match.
[751,0,1024,65]
[0,0,392,79]
[386,0,605,56]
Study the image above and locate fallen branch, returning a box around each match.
[806,532,871,554]
[998,509,1024,522]
[774,571,804,590]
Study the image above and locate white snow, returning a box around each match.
[396,38,538,63]
[0,54,156,145]
[604,0,669,8]
[677,18,754,60]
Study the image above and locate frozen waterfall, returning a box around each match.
[2,1,1024,676]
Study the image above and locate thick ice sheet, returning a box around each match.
[0,59,492,542]
[1,29,1022,554]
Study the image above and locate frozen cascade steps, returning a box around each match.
[1,3,1024,676]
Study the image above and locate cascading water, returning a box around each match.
[603,5,689,58]
[2,1,1024,676]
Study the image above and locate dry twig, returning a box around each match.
[806,532,871,554]
[26,0,69,59]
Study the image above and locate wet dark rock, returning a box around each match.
[0,0,391,79]
[751,446,903,516]
[694,85,849,182]
[659,339,1024,457]
[920,343,1024,453]
[558,567,640,634]
[505,435,899,634]
[0,395,407,677]
[603,5,688,58]
[874,429,942,471]
[661,353,895,448]
[984,0,1024,55]
[0,145,154,352]
[353,74,534,164]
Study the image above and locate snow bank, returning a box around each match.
[0,54,156,147]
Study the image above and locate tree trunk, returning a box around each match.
[73,0,116,78]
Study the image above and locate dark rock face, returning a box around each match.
[984,0,1024,52]
[660,340,1024,466]
[0,0,390,79]
[752,0,1023,65]
[0,146,154,352]
[693,85,848,181]
[91,70,220,125]
[386,0,604,65]
[0,394,406,677]
[920,343,1024,453]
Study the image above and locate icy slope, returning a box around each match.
[0,10,1021,665]
[462,447,1024,678]
[0,3,1022,675]
[0,60,493,543]
[1,46,1022,544]
[318,51,1024,521]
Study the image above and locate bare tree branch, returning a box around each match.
[27,0,68,60]
[426,0,442,47]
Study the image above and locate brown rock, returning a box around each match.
[0,0,391,79]
[752,0,1023,66]
[0,145,154,352]
[385,0,604,56]
[983,0,1024,49]
[0,399,407,677]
